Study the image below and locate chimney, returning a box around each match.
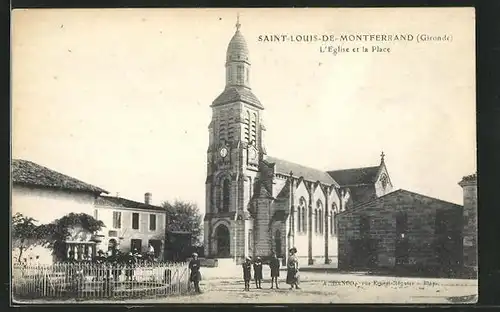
[144,192,152,205]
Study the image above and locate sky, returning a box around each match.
[12,8,476,210]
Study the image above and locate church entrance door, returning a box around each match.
[215,225,230,258]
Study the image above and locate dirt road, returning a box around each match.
[17,270,478,305]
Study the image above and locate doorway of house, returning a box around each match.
[131,239,142,253]
[215,225,230,258]
[148,239,162,258]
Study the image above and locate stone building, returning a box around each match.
[203,18,393,265]
[11,159,108,264]
[94,192,167,258]
[336,189,463,272]
[458,173,477,271]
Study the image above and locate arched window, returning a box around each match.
[329,210,333,235]
[226,66,232,85]
[302,199,307,232]
[332,203,339,236]
[316,200,323,234]
[228,108,235,142]
[297,205,301,233]
[319,208,323,234]
[251,113,257,143]
[244,111,250,142]
[314,208,318,233]
[222,179,230,212]
[237,65,244,84]
[330,205,334,236]
[219,110,228,142]
[380,174,389,191]
[297,197,306,233]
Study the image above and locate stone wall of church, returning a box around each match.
[270,220,286,257]
[254,198,272,257]
[203,220,210,256]
[234,218,246,264]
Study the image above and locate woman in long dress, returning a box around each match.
[286,247,300,289]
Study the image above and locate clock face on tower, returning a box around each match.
[220,147,228,158]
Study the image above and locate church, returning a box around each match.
[203,18,393,266]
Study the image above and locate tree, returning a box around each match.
[161,200,203,246]
[37,213,105,260]
[12,213,42,263]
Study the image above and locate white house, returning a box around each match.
[11,159,109,264]
[94,192,167,259]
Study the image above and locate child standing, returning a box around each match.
[253,256,263,289]
[269,252,280,289]
[242,257,252,291]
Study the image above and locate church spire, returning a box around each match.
[236,12,241,31]
[380,151,386,164]
[225,14,250,88]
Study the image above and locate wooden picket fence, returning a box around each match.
[12,262,191,300]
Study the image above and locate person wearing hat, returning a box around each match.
[189,252,202,293]
[253,256,263,289]
[286,247,300,289]
[125,251,136,281]
[269,251,281,289]
[242,257,252,291]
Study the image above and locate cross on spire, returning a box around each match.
[380,151,385,162]
[236,13,241,31]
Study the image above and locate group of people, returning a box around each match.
[92,243,157,264]
[188,247,301,293]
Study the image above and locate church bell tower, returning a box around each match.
[204,15,266,262]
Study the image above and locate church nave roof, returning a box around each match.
[264,155,338,187]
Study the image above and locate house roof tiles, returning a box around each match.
[95,195,164,211]
[12,159,108,194]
